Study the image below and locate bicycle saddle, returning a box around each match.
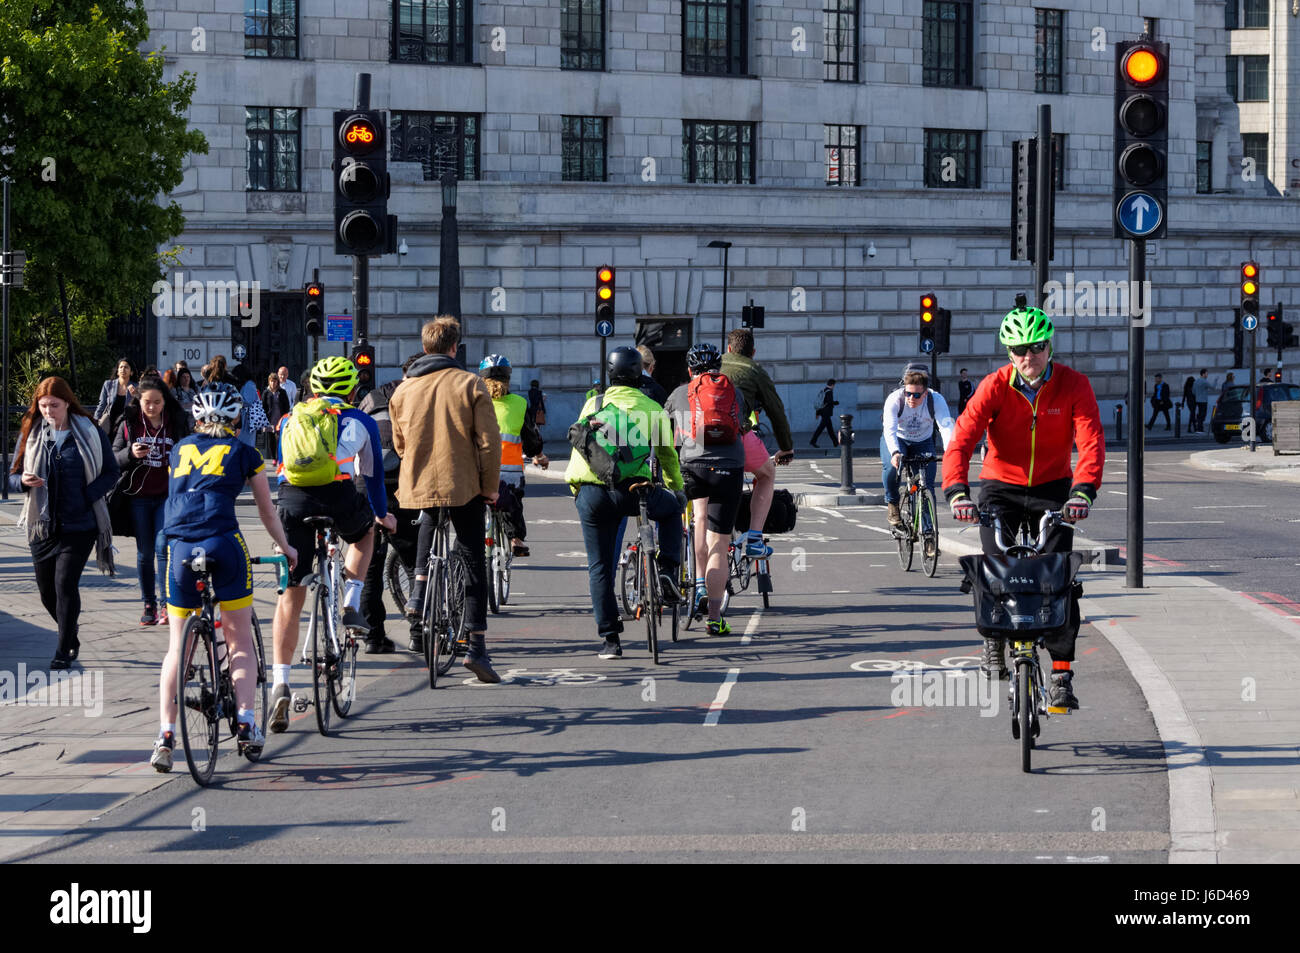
[302,516,336,528]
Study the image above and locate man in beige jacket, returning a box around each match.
[390,316,502,682]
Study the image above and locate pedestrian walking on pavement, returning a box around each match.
[1147,374,1172,431]
[9,377,120,670]
[277,365,298,407]
[811,379,840,448]
[94,357,140,437]
[1192,368,1211,433]
[112,379,188,626]
[172,366,198,417]
[1181,376,1196,430]
[527,378,547,426]
[957,368,975,416]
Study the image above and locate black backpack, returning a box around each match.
[735,488,798,535]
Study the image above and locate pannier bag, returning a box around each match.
[958,551,1083,657]
[734,487,798,535]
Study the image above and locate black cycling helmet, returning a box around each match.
[607,346,642,386]
[686,343,722,373]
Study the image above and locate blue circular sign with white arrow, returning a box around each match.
[1115,191,1163,238]
[595,318,614,337]
[919,338,935,354]
[1242,314,1258,332]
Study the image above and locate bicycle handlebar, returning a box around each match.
[251,554,290,594]
[977,508,1071,556]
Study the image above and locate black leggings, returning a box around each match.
[32,530,97,656]
[414,498,488,633]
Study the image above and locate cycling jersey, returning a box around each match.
[163,434,265,541]
[942,361,1104,504]
[275,398,388,519]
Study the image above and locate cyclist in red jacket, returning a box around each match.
[942,306,1105,710]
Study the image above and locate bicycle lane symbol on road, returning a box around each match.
[461,667,608,687]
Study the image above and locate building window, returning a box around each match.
[1225,1,1239,29]
[245,0,298,58]
[1196,141,1212,194]
[1051,132,1065,191]
[561,0,604,71]
[390,111,479,181]
[392,0,473,64]
[1243,0,1268,28]
[1241,56,1268,101]
[924,129,980,189]
[922,1,974,87]
[1035,9,1063,94]
[824,0,858,83]
[562,116,607,182]
[1242,134,1267,175]
[682,121,755,184]
[683,0,747,76]
[245,107,301,191]
[825,125,859,186]
[1226,55,1238,101]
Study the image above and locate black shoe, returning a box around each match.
[49,651,72,671]
[140,601,158,626]
[1048,671,1080,711]
[365,635,395,654]
[658,571,682,603]
[407,626,424,654]
[598,637,622,659]
[809,440,819,448]
[341,607,371,634]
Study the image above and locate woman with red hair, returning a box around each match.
[8,377,120,669]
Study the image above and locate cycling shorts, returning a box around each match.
[682,464,744,535]
[166,532,253,616]
[278,482,375,586]
[742,430,770,473]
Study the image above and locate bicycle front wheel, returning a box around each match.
[331,630,358,718]
[308,583,334,735]
[896,494,915,572]
[485,512,499,615]
[1018,663,1033,773]
[384,545,411,619]
[436,553,468,676]
[921,488,940,578]
[619,543,639,618]
[177,616,221,786]
[641,549,660,664]
[246,616,269,761]
[424,565,441,689]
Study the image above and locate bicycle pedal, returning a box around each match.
[1046,705,1071,715]
[291,693,311,712]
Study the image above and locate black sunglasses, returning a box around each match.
[904,390,926,399]
[1008,342,1049,357]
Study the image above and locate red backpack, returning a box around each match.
[687,371,741,445]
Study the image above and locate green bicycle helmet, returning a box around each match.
[998,307,1055,348]
[310,355,360,397]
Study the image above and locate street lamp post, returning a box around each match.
[708,240,732,352]
[438,171,461,323]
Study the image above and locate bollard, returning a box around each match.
[838,413,854,495]
[1114,403,1124,443]
[1174,403,1181,438]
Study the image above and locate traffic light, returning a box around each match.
[1266,307,1281,348]
[1113,37,1169,239]
[595,265,615,326]
[350,343,375,388]
[741,304,765,328]
[304,281,324,336]
[1241,261,1260,317]
[333,110,395,256]
[919,293,937,354]
[934,307,952,355]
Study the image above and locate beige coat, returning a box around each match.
[390,354,501,508]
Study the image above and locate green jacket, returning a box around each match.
[720,352,793,452]
[565,385,683,492]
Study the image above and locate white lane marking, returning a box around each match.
[1193,504,1266,509]
[741,610,762,646]
[1107,490,1162,500]
[1148,521,1225,525]
[703,669,741,727]
[831,589,852,593]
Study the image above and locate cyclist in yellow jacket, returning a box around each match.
[479,355,548,556]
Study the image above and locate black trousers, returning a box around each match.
[32,530,97,656]
[811,413,838,446]
[414,497,488,633]
[360,504,419,638]
[977,479,1080,663]
[1147,402,1171,428]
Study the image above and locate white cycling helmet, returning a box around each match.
[191,383,243,426]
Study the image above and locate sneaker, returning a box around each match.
[511,542,530,557]
[598,637,622,660]
[887,503,903,528]
[1048,671,1079,711]
[365,635,396,654]
[341,607,371,634]
[236,721,265,756]
[404,595,423,622]
[980,638,1008,680]
[924,537,937,558]
[658,570,682,603]
[149,731,175,773]
[157,607,171,626]
[743,537,772,559]
[140,601,157,626]
[268,683,291,734]
[407,626,424,654]
[694,587,709,617]
[706,618,732,637]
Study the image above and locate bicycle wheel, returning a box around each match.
[245,616,269,761]
[1017,663,1033,773]
[331,629,358,719]
[384,545,411,619]
[308,582,333,735]
[424,563,441,689]
[619,543,639,618]
[921,488,940,578]
[485,512,499,615]
[436,552,468,676]
[896,493,915,571]
[177,615,220,786]
[641,548,660,664]
[496,518,512,606]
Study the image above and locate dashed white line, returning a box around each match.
[703,669,741,727]
[741,609,762,646]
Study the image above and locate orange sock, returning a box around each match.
[1053,661,1071,672]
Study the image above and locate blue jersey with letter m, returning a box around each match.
[164,434,265,541]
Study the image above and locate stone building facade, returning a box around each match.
[143,0,1300,433]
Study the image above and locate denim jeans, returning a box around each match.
[129,495,168,603]
[574,484,682,640]
[881,435,937,504]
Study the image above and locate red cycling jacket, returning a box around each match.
[942,362,1105,503]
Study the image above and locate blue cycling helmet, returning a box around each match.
[687,343,722,372]
[479,354,512,381]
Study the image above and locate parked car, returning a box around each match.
[1210,381,1300,443]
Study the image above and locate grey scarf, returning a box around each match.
[17,415,117,575]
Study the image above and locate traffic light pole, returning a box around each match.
[1126,239,1145,589]
[1249,316,1258,453]
[351,74,370,355]
[1034,105,1052,308]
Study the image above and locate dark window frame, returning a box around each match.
[245,106,302,192]
[1225,0,1239,29]
[823,0,859,83]
[1034,9,1064,94]
[1051,132,1065,191]
[1196,140,1212,194]
[1241,55,1269,101]
[389,110,481,181]
[1241,133,1268,175]
[562,115,608,182]
[1226,54,1238,101]
[1242,0,1268,29]
[824,124,860,186]
[391,0,474,65]
[245,0,299,59]
[682,120,756,184]
[682,0,748,76]
[923,128,981,189]
[561,0,605,71]
[922,0,975,88]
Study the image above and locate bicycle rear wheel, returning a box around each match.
[921,488,940,578]
[619,542,639,618]
[641,548,660,664]
[423,565,439,689]
[177,616,220,786]
[436,552,468,676]
[309,583,334,735]
[496,520,512,606]
[1017,663,1033,773]
[384,545,412,619]
[896,493,915,571]
[331,630,358,718]
[485,511,499,615]
[246,616,269,761]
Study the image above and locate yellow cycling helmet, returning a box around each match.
[310,356,360,397]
